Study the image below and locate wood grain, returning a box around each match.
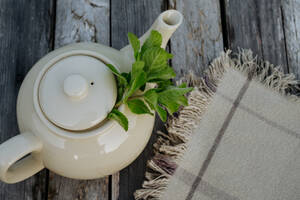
[281,0,300,78]
[169,0,224,78]
[48,0,110,199]
[48,174,109,200]
[55,0,110,46]
[0,0,54,199]
[224,0,288,72]
[110,0,166,199]
[111,173,119,200]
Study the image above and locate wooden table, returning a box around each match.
[0,0,299,199]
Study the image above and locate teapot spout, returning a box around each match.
[139,10,183,49]
[121,10,183,57]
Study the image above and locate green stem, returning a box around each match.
[115,101,123,108]
[127,94,144,100]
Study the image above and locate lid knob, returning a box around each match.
[63,74,88,99]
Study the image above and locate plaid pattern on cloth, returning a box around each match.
[135,50,300,200]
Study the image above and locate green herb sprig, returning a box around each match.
[107,30,193,131]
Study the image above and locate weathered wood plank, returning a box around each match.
[55,0,110,46]
[281,0,300,78]
[169,0,224,78]
[224,0,288,72]
[48,174,109,200]
[110,0,166,199]
[0,0,54,199]
[48,0,110,199]
[111,173,119,200]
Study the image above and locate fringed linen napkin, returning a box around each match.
[135,50,300,200]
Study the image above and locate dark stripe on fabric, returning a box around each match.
[198,180,240,200]
[176,167,240,200]
[217,92,300,139]
[185,77,251,200]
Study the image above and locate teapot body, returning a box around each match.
[0,10,183,183]
[17,43,155,179]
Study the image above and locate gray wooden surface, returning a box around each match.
[282,0,300,79]
[0,0,54,199]
[0,0,299,199]
[169,0,223,78]
[224,0,288,72]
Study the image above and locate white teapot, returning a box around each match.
[0,10,182,183]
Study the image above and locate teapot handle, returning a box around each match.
[0,132,44,183]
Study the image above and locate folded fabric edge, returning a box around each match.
[134,49,300,200]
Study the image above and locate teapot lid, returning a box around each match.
[38,55,117,131]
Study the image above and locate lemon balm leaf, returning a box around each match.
[147,65,176,81]
[158,86,193,114]
[124,71,147,102]
[127,99,153,115]
[131,61,145,80]
[142,47,172,72]
[128,32,140,60]
[144,89,167,122]
[108,109,128,131]
[141,30,162,55]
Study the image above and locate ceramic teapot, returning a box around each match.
[0,10,183,183]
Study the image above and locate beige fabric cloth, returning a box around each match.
[161,67,300,200]
[135,51,300,200]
